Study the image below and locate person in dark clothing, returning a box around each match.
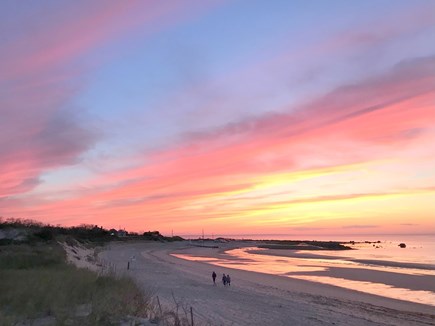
[226,274,231,286]
[212,271,217,285]
[222,273,227,286]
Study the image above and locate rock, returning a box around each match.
[398,243,406,248]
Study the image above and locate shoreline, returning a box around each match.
[176,242,435,306]
[100,241,435,325]
[246,248,435,271]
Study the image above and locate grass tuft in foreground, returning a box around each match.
[0,243,152,325]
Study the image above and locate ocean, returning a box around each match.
[175,234,435,306]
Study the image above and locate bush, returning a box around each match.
[0,243,152,325]
[34,228,54,241]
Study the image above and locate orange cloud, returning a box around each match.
[3,54,434,235]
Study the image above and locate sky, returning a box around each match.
[1,0,434,237]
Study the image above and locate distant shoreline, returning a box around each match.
[180,233,435,241]
[189,238,381,250]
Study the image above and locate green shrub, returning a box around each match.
[0,244,64,269]
[0,243,152,325]
[34,228,54,241]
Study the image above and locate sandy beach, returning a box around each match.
[99,241,435,326]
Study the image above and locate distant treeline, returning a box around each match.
[0,217,184,245]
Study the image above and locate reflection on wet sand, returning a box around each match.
[172,246,435,306]
[289,275,435,306]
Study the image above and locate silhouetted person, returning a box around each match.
[222,273,227,286]
[227,274,231,286]
[212,271,217,285]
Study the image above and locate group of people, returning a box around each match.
[212,271,231,286]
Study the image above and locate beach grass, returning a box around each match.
[0,242,152,325]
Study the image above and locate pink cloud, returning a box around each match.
[252,4,435,78]
[0,1,221,200]
[1,1,219,81]
[3,55,431,231]
[1,0,434,237]
[77,55,434,188]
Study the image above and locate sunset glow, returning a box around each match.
[1,1,434,236]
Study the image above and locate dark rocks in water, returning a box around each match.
[398,243,406,248]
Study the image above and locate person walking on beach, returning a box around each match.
[226,274,231,286]
[212,271,217,285]
[222,273,227,286]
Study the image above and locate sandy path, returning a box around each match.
[100,242,435,326]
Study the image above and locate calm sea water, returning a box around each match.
[182,234,435,265]
[174,234,435,306]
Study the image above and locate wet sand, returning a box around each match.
[248,248,435,270]
[99,241,435,326]
[245,248,435,292]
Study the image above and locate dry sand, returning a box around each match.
[99,241,435,326]
[61,241,100,272]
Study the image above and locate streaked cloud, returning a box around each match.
[342,225,379,229]
[1,1,434,235]
[0,1,220,199]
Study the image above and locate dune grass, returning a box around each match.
[0,243,152,325]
